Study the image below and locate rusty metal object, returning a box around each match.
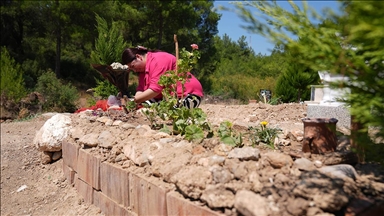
[302,118,338,154]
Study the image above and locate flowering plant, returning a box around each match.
[177,44,201,73]
[142,41,210,142]
[248,121,282,149]
[158,44,201,101]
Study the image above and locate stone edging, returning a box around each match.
[62,140,223,216]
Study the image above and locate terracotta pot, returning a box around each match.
[302,118,338,154]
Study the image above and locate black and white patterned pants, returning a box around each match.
[143,94,202,109]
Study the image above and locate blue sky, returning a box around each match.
[213,1,342,55]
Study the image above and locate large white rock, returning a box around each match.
[34,114,72,152]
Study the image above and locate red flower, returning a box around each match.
[191,44,199,50]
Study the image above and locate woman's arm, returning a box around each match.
[134,89,159,104]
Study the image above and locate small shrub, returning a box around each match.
[0,47,27,102]
[93,78,119,99]
[248,121,282,149]
[35,70,79,112]
[218,120,244,147]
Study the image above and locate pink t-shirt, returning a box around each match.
[136,51,203,99]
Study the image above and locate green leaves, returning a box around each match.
[90,14,128,65]
[218,121,244,147]
[248,123,282,149]
[0,48,27,102]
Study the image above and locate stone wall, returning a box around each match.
[62,140,223,216]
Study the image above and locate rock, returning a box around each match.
[208,155,225,166]
[264,152,293,168]
[235,190,271,216]
[318,151,358,166]
[96,116,110,124]
[318,164,358,181]
[171,140,190,148]
[160,138,176,144]
[123,143,149,167]
[286,197,308,216]
[120,123,136,130]
[41,151,52,164]
[314,160,323,168]
[78,133,99,147]
[70,127,84,140]
[213,144,233,156]
[52,151,62,161]
[210,165,233,184]
[201,185,235,208]
[105,119,113,126]
[192,145,206,155]
[226,159,249,180]
[98,131,115,149]
[150,147,192,182]
[172,165,212,199]
[112,120,122,126]
[227,147,260,161]
[34,114,72,152]
[293,170,349,212]
[247,171,263,192]
[294,158,316,171]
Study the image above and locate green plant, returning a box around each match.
[217,121,244,147]
[0,47,27,102]
[248,121,282,149]
[90,14,128,99]
[268,97,282,105]
[90,14,128,65]
[93,78,118,99]
[140,40,212,142]
[35,70,79,112]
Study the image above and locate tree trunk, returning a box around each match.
[350,115,365,163]
[297,89,302,103]
[55,0,61,79]
[157,12,163,49]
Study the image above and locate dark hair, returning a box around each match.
[121,46,148,65]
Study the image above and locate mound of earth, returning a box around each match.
[1,102,384,216]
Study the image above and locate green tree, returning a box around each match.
[35,70,79,112]
[283,63,319,102]
[235,0,384,161]
[0,47,27,101]
[90,14,128,65]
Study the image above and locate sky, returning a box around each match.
[213,1,342,55]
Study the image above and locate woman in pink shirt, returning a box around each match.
[121,46,203,108]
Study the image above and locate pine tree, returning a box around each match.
[90,14,128,65]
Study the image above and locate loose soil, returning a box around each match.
[1,102,383,216]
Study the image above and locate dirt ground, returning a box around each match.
[1,102,383,216]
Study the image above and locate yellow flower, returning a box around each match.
[260,121,268,126]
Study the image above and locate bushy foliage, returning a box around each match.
[35,71,79,112]
[209,74,277,103]
[275,63,319,103]
[0,47,27,102]
[206,35,284,101]
[249,121,282,149]
[93,78,119,99]
[90,14,128,98]
[90,14,128,66]
[274,74,297,103]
